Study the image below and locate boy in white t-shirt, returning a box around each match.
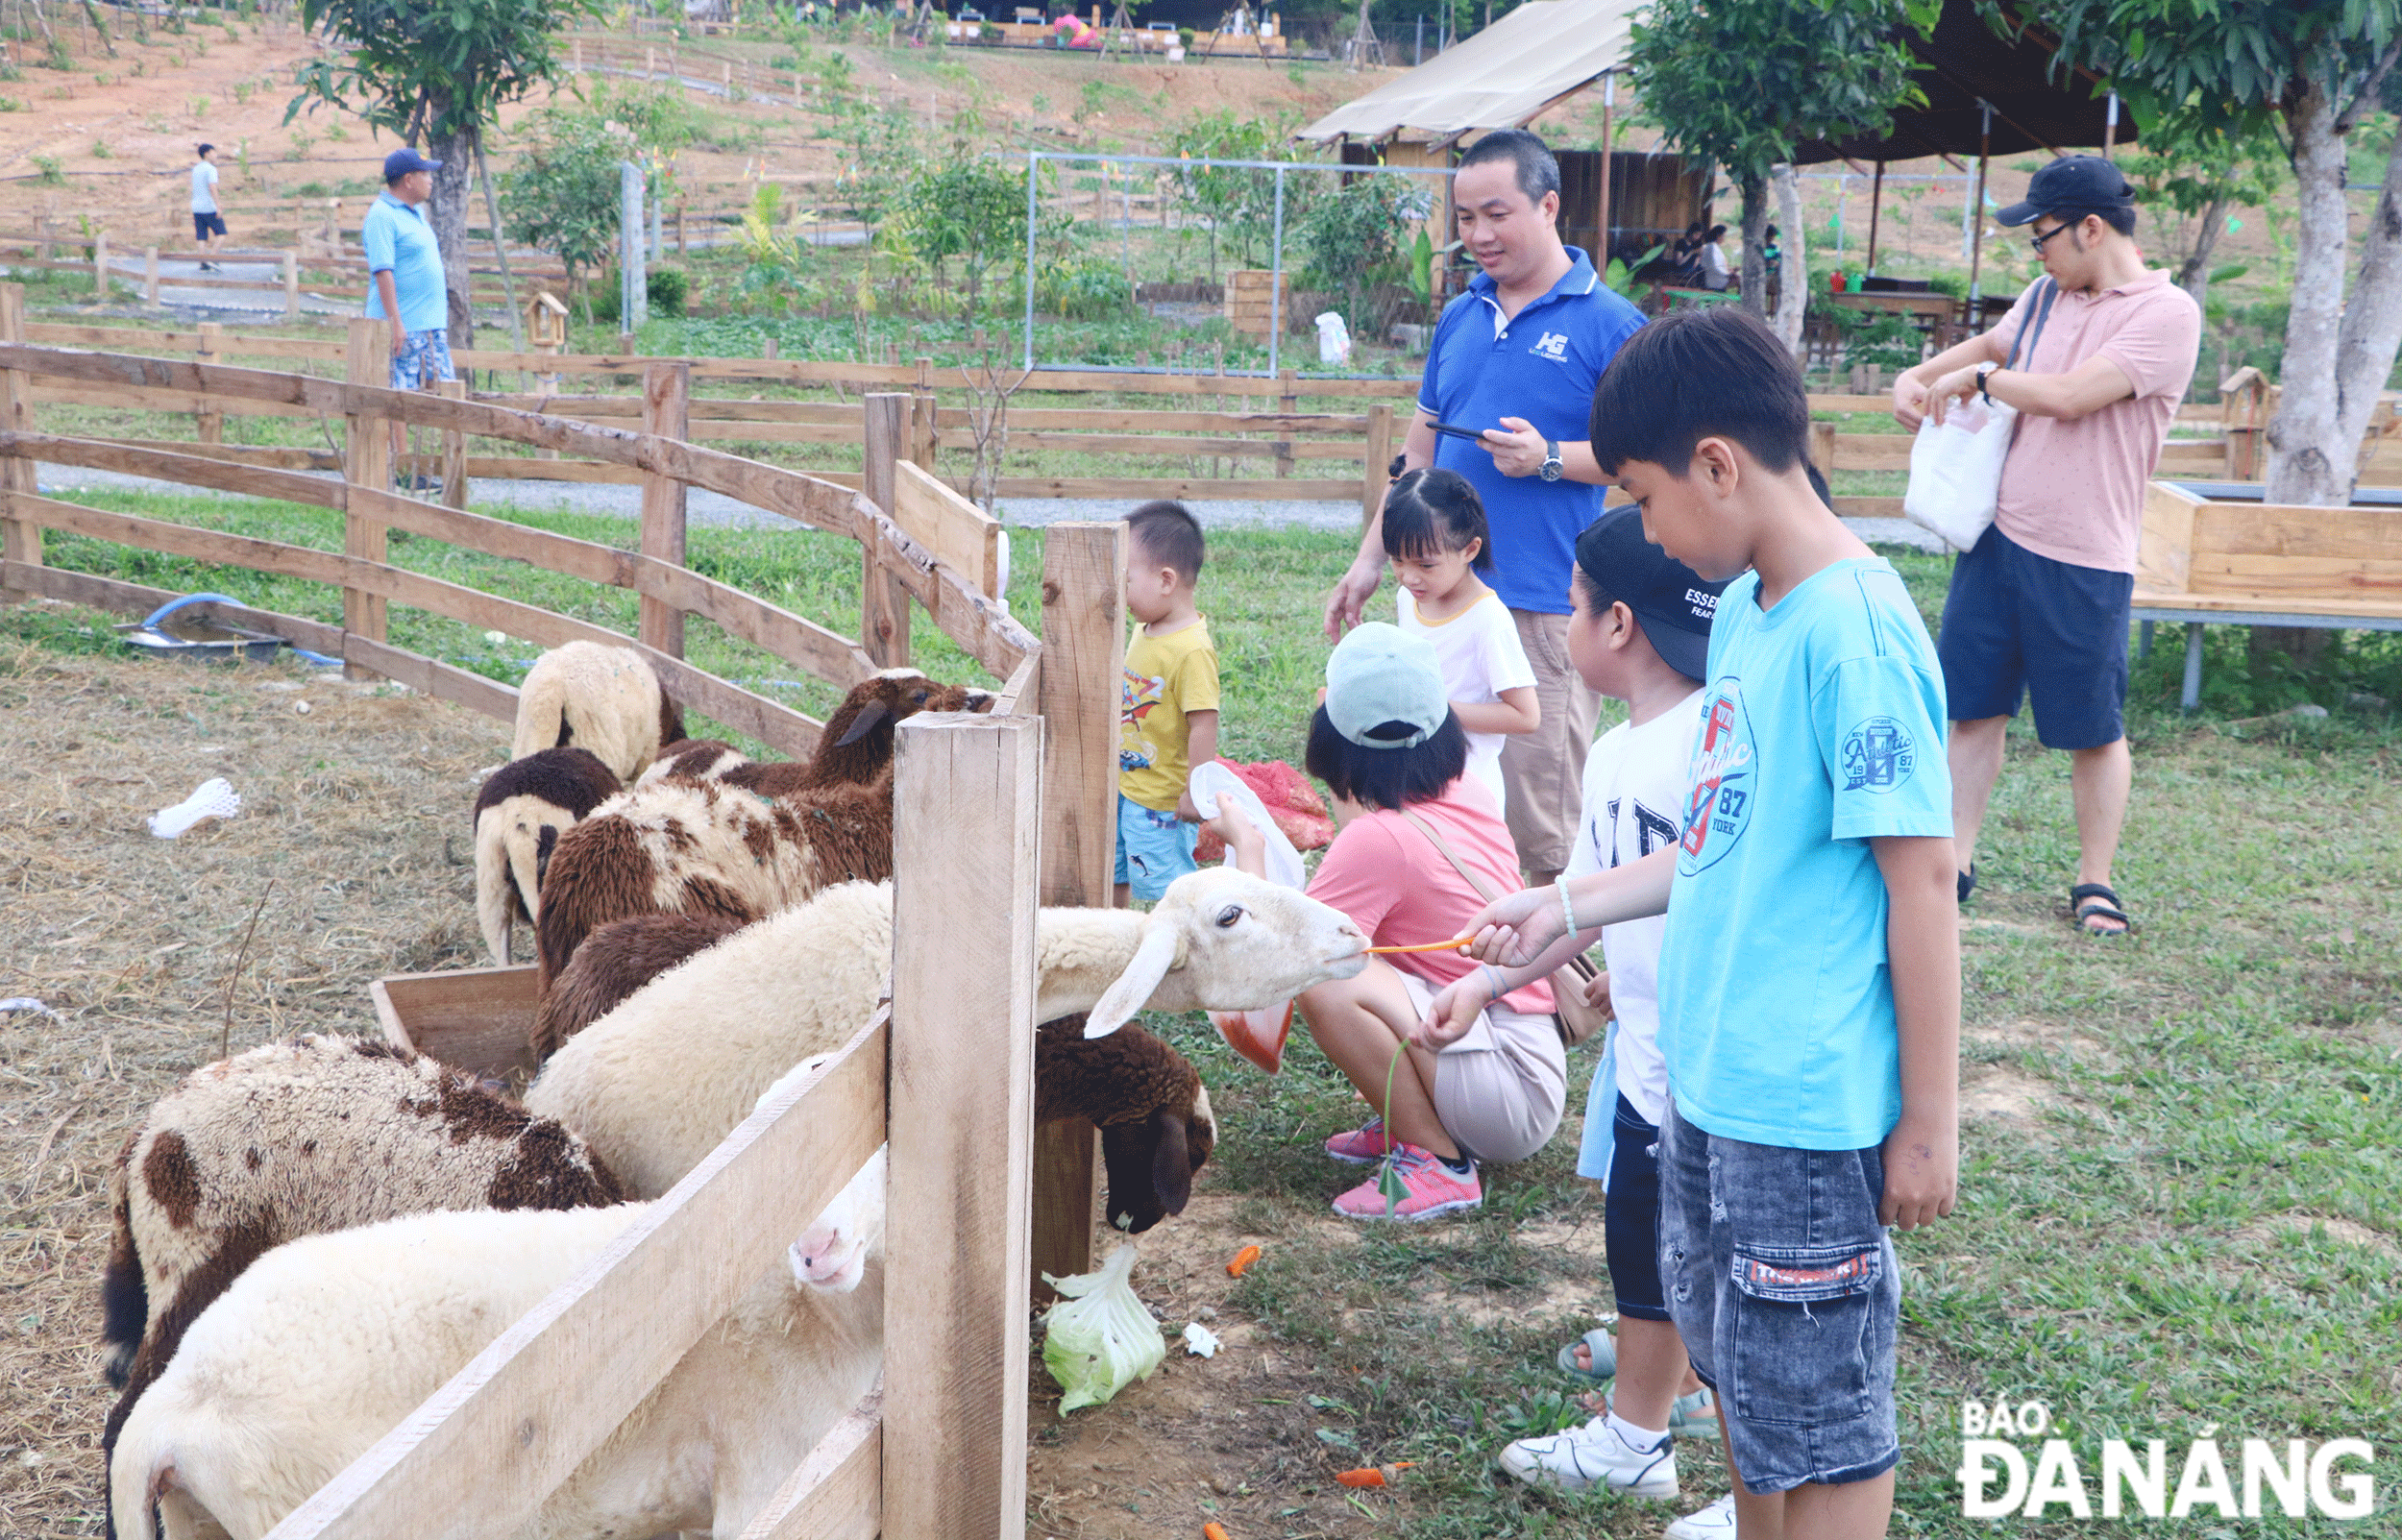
[1384,468,1539,819]
[1496,505,1735,1537]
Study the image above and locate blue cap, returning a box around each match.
[382,148,443,182]
[1325,623,1451,750]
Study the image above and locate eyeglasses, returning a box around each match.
[2028,223,2073,256]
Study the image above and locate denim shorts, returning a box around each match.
[1938,524,2133,750]
[391,327,456,391]
[192,211,227,240]
[1114,793,1196,902]
[1656,1102,1900,1493]
[1603,1093,1670,1322]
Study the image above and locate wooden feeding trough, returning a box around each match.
[371,963,539,1082]
[2135,478,2402,710]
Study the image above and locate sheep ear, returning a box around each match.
[1083,925,1180,1039]
[1148,1112,1193,1216]
[833,700,893,748]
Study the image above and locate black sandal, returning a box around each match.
[2070,883,2131,938]
[1957,865,1976,905]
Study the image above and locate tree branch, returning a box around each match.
[2334,33,2402,134]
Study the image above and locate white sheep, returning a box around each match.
[524,867,1368,1198]
[111,1118,883,1540]
[512,641,684,784]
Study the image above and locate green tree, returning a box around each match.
[2019,0,2402,511]
[2116,101,2285,313]
[499,110,638,324]
[889,157,1026,317]
[1628,0,1933,319]
[289,0,604,344]
[1165,110,1299,279]
[1297,172,1430,332]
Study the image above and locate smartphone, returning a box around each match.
[1424,420,1497,443]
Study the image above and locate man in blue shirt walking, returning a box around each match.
[363,148,453,485]
[1324,129,1647,885]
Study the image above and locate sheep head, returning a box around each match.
[790,1145,887,1294]
[1083,868,1367,1039]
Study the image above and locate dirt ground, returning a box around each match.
[0,635,1417,1539]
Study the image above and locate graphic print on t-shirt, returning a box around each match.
[1839,716,1919,794]
[1119,668,1164,772]
[1601,798,1682,865]
[1679,680,1756,873]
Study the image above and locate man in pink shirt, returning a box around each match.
[1894,156,2200,936]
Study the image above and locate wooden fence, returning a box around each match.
[0,274,1149,1532]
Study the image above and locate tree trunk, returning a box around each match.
[1774,163,1805,359]
[426,120,478,351]
[2171,189,2235,313]
[1737,168,1768,319]
[2257,85,2402,668]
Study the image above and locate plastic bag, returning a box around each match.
[148,777,241,840]
[1193,760,1333,862]
[1188,761,1305,888]
[1041,1241,1165,1412]
[1314,311,1352,367]
[1901,398,2016,552]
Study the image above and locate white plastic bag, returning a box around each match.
[1041,1241,1165,1412]
[148,777,240,839]
[1188,762,1304,889]
[1314,310,1352,367]
[1901,397,2016,552]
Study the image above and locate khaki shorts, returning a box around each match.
[1501,608,1603,877]
[1397,970,1568,1165]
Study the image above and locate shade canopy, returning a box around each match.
[1296,0,1642,144]
[1789,0,2129,165]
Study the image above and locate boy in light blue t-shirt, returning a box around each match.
[1418,307,1960,1540]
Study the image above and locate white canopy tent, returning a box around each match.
[1296,0,1643,145]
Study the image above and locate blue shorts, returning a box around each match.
[193,211,227,240]
[1657,1102,1900,1494]
[1938,524,2132,750]
[391,327,456,391]
[1603,1094,1670,1323]
[1115,793,1197,902]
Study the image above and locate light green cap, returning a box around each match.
[1325,622,1449,750]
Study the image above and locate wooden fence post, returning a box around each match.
[1275,364,1297,478]
[1030,522,1128,1298]
[886,712,1040,1540]
[143,246,159,306]
[93,230,110,300]
[1361,401,1393,526]
[0,284,39,587]
[282,253,300,318]
[342,318,390,671]
[437,379,470,511]
[639,360,691,656]
[861,392,914,669]
[195,322,223,444]
[1809,419,1837,482]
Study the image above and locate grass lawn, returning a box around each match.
[5,491,2397,1535]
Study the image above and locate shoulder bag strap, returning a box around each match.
[1398,810,1599,987]
[2003,278,2061,373]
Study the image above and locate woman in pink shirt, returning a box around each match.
[1215,623,1566,1220]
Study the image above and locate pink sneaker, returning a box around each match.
[1332,1145,1482,1220]
[1324,1117,1394,1163]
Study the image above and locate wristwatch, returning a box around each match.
[1976,367,1996,405]
[1538,440,1563,481]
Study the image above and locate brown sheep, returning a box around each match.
[532,911,747,1062]
[721,671,993,798]
[511,641,686,783]
[1037,1014,1217,1234]
[471,746,624,966]
[97,1036,625,1534]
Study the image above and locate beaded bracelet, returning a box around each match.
[1558,882,1580,940]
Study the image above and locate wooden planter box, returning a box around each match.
[371,964,539,1083]
[1224,270,1287,338]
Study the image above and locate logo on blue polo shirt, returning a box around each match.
[1680,680,1755,873]
[1531,330,1569,361]
[1840,717,1917,793]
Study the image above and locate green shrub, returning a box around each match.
[1039,255,1134,319]
[647,266,690,318]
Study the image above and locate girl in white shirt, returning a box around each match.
[1384,468,1539,817]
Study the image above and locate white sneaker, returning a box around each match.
[1664,1493,1737,1538]
[1498,1417,1678,1497]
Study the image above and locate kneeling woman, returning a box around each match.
[1215,623,1566,1219]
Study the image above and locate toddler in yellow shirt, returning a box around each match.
[1116,501,1220,905]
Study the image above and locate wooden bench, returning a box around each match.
[2135,480,2402,710]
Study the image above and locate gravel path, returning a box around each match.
[33,460,1945,549]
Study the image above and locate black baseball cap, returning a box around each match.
[1574,504,1728,682]
[1996,154,2134,229]
[382,148,443,181]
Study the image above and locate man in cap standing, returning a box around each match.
[1893,155,2199,937]
[362,148,452,481]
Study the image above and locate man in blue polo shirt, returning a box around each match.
[363,148,452,393]
[1324,129,1646,883]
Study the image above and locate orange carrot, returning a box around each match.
[1226,1244,1262,1278]
[1204,1524,1232,1540]
[1364,936,1477,955]
[1336,1468,1385,1487]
